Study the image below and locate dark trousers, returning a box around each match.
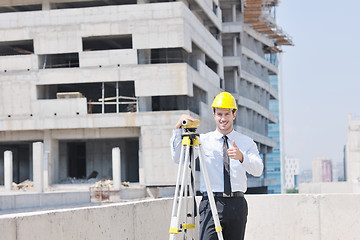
[199,196,248,240]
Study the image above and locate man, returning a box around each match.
[170,92,263,240]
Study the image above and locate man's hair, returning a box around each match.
[213,108,237,114]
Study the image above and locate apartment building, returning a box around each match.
[284,156,299,190]
[312,157,333,183]
[0,0,291,194]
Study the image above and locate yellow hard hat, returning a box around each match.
[211,92,237,110]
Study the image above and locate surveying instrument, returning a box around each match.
[169,119,224,240]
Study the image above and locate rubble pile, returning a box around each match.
[59,177,99,184]
[12,180,34,191]
[90,179,114,189]
[89,180,130,202]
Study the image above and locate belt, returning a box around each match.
[202,191,244,198]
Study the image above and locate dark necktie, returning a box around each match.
[222,135,232,195]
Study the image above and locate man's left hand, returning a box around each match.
[228,140,244,162]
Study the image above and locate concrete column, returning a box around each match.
[232,4,236,22]
[4,151,13,191]
[101,82,105,114]
[112,147,121,190]
[116,81,119,113]
[234,68,239,93]
[138,97,152,112]
[138,49,151,64]
[138,135,145,185]
[42,0,51,10]
[233,36,237,57]
[44,131,59,187]
[33,142,44,193]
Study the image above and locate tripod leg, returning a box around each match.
[169,144,186,237]
[197,145,224,240]
[188,147,196,239]
[170,145,191,240]
[183,167,188,239]
[183,146,196,239]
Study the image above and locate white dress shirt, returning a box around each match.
[170,128,263,193]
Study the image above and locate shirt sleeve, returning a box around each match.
[170,128,183,164]
[241,141,264,177]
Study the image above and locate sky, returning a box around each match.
[276,0,360,170]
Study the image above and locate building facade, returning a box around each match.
[312,157,333,183]
[284,156,299,190]
[266,74,281,193]
[346,114,360,182]
[0,0,291,193]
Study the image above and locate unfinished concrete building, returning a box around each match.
[0,0,291,195]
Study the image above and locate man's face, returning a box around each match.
[213,108,236,135]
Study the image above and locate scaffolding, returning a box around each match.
[244,0,293,51]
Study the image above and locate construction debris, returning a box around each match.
[12,180,34,191]
[89,180,130,202]
[90,179,113,189]
[59,177,99,184]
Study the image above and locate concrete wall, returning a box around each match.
[0,191,90,211]
[246,194,360,240]
[299,181,360,194]
[1,194,360,240]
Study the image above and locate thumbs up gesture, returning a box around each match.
[228,140,244,162]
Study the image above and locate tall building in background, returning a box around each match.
[343,145,347,181]
[0,0,291,194]
[223,0,292,193]
[284,156,299,190]
[346,114,360,182]
[312,157,333,183]
[266,74,281,193]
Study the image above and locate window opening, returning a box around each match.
[0,5,41,13]
[38,53,79,69]
[150,48,189,64]
[205,55,218,73]
[0,143,32,184]
[59,138,139,184]
[50,0,137,10]
[0,40,34,56]
[67,142,86,179]
[37,81,136,114]
[82,35,132,51]
[151,85,207,115]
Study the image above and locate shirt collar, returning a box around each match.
[214,129,235,140]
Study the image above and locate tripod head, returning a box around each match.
[181,119,200,132]
[181,119,200,143]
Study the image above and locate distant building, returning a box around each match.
[343,145,347,181]
[284,156,299,190]
[299,169,312,183]
[266,75,281,194]
[312,157,333,183]
[333,161,345,182]
[299,115,360,194]
[346,114,360,181]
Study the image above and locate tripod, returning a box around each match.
[169,120,224,240]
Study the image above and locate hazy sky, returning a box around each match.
[276,0,360,170]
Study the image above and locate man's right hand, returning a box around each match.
[174,114,198,129]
